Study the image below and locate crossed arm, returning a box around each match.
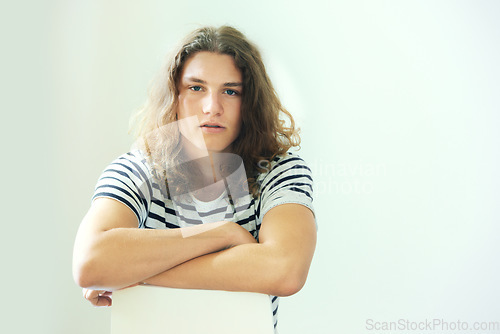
[72,197,316,306]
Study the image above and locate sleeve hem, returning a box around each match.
[261,200,316,225]
[92,194,142,226]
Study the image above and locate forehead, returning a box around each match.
[180,51,242,83]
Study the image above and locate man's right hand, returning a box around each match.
[83,288,112,307]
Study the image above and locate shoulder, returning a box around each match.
[255,151,315,220]
[100,150,153,180]
[257,151,313,185]
[92,150,156,222]
[93,149,157,200]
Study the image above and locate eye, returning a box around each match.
[224,89,239,96]
[190,86,202,92]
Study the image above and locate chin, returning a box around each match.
[205,142,233,153]
[207,147,229,154]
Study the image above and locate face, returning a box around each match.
[177,51,243,154]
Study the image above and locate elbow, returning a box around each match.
[73,269,92,289]
[73,261,92,288]
[73,234,113,289]
[273,273,307,297]
[270,262,310,297]
[72,256,101,289]
[264,248,314,297]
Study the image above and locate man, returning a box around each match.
[73,26,316,332]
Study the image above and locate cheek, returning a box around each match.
[235,111,242,128]
[229,101,242,123]
[235,105,243,128]
[177,95,197,119]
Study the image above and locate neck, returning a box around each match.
[179,135,234,182]
[197,152,219,183]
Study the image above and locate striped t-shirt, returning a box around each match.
[92,149,315,332]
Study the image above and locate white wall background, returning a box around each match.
[1,0,499,333]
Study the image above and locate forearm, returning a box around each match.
[143,205,317,297]
[144,241,309,297]
[73,221,238,291]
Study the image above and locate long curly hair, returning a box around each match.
[131,25,300,197]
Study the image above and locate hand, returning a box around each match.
[226,222,258,247]
[82,288,112,307]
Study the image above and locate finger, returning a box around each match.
[94,295,112,307]
[83,289,112,307]
[83,288,98,301]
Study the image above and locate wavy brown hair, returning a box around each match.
[131,25,300,197]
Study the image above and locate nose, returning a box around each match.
[202,92,223,116]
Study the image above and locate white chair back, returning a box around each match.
[111,285,275,334]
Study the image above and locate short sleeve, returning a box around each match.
[92,151,154,225]
[258,153,315,219]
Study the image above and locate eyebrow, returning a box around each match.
[185,76,243,87]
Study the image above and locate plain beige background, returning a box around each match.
[1,0,499,333]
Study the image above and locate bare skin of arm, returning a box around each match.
[72,197,255,293]
[143,203,317,297]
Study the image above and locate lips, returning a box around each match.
[199,121,226,134]
[200,122,225,129]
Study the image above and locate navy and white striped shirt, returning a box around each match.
[92,149,315,332]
